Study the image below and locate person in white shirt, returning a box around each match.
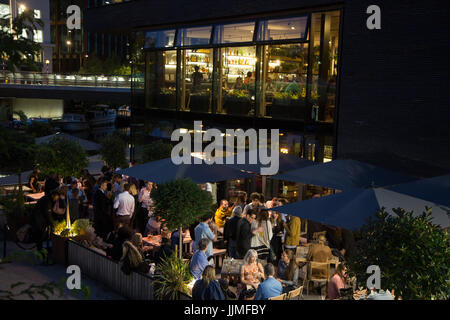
[113,183,135,227]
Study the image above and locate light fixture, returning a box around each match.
[280,147,289,154]
[45,59,50,65]
[291,26,295,30]
[66,40,71,45]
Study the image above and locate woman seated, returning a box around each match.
[192,265,225,300]
[120,227,150,275]
[328,263,347,300]
[237,249,264,300]
[79,226,112,256]
[131,233,153,259]
[276,250,300,293]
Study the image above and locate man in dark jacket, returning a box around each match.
[44,173,60,196]
[235,209,257,259]
[31,191,58,250]
[223,208,243,259]
[93,179,113,239]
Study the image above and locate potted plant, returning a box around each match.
[272,91,308,119]
[224,90,252,116]
[156,87,176,109]
[51,218,92,266]
[151,178,213,259]
[153,251,193,300]
[189,91,211,113]
[347,207,450,300]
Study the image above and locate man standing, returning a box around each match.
[254,263,283,300]
[243,192,265,216]
[113,183,135,227]
[284,214,301,252]
[190,238,210,280]
[235,209,257,259]
[194,214,217,262]
[223,197,244,258]
[93,179,113,239]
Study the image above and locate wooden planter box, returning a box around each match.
[272,98,310,120]
[224,98,252,116]
[67,240,154,300]
[51,234,69,266]
[189,95,211,113]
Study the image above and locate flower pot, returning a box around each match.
[224,98,252,116]
[189,94,211,113]
[51,233,69,266]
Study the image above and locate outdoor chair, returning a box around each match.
[268,293,287,300]
[306,261,330,296]
[287,286,304,300]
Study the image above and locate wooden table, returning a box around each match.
[142,234,193,256]
[25,192,45,201]
[212,248,227,269]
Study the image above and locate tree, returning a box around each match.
[0,126,36,191]
[347,207,450,300]
[151,178,213,258]
[99,133,128,170]
[0,10,44,72]
[142,140,173,163]
[35,136,89,178]
[25,121,55,138]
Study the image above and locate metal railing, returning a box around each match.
[0,71,132,89]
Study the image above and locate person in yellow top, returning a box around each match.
[215,200,232,228]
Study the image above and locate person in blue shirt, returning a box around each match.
[254,263,283,300]
[190,238,211,280]
[194,214,217,261]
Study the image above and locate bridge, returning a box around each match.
[0,71,138,104]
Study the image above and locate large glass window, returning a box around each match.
[257,16,308,41]
[146,50,177,110]
[259,43,309,119]
[176,26,212,47]
[213,22,255,44]
[181,49,213,113]
[215,46,256,116]
[144,29,176,49]
[309,11,340,123]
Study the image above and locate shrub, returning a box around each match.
[347,207,450,300]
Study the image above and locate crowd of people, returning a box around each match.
[28,166,357,301]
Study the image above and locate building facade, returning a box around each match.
[83,0,450,185]
[1,0,54,73]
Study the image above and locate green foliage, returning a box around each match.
[71,219,92,236]
[0,190,33,226]
[284,81,302,95]
[0,126,36,187]
[53,219,67,235]
[142,140,173,163]
[99,133,128,169]
[13,110,28,122]
[227,89,249,99]
[35,136,88,178]
[0,10,43,72]
[151,178,213,231]
[153,251,192,300]
[25,122,55,138]
[79,54,131,75]
[347,207,450,300]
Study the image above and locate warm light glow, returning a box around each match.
[45,60,50,64]
[280,148,289,154]
[323,157,332,163]
[66,40,72,45]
